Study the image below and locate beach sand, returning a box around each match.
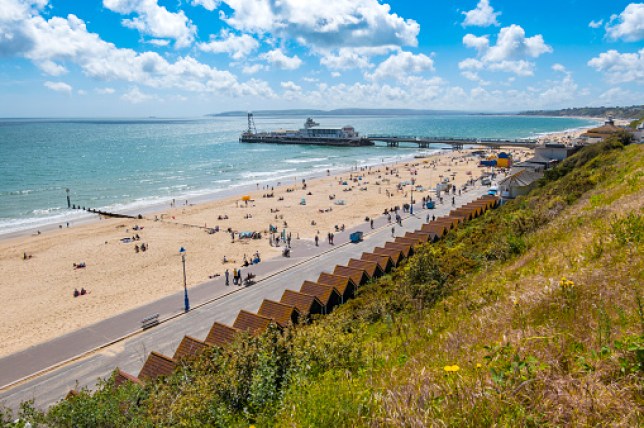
[0,148,530,357]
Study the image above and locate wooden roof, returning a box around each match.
[384,241,412,258]
[373,246,403,265]
[394,236,422,248]
[113,368,142,387]
[332,265,370,286]
[405,231,430,243]
[232,310,273,335]
[300,281,342,309]
[434,217,460,229]
[173,335,209,361]
[205,322,239,348]
[360,252,393,272]
[420,223,449,237]
[348,258,384,278]
[450,209,474,221]
[138,351,177,380]
[317,272,357,296]
[280,289,324,316]
[258,299,300,328]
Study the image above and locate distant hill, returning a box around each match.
[519,105,644,119]
[209,108,469,117]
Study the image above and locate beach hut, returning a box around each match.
[317,273,357,300]
[206,322,239,348]
[258,299,300,328]
[420,223,449,239]
[360,252,394,273]
[385,241,413,258]
[373,246,403,266]
[348,258,384,279]
[138,352,177,381]
[280,290,324,318]
[496,152,512,168]
[405,231,431,244]
[395,236,423,248]
[300,281,343,313]
[173,335,209,361]
[113,368,142,387]
[332,265,370,287]
[233,311,274,335]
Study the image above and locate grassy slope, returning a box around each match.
[5,141,642,427]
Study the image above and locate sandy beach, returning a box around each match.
[0,148,531,357]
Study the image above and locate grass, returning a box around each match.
[3,139,642,427]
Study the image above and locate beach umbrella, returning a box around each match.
[241,195,251,201]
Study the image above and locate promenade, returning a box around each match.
[0,185,487,410]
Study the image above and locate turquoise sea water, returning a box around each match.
[0,114,597,235]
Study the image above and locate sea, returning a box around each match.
[0,114,599,237]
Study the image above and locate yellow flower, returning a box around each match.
[476,363,482,368]
[443,365,460,372]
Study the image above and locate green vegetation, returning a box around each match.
[520,105,644,120]
[3,137,642,427]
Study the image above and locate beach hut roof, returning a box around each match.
[233,310,273,335]
[384,241,412,257]
[373,247,403,265]
[332,265,370,286]
[300,281,342,307]
[113,368,142,387]
[138,351,176,380]
[360,252,394,272]
[206,322,239,348]
[348,258,384,278]
[280,290,324,316]
[173,335,209,361]
[317,272,357,295]
[258,299,300,328]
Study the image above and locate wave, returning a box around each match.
[283,157,329,164]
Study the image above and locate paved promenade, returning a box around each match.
[0,185,487,410]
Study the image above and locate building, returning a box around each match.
[634,122,644,144]
[498,169,544,200]
[578,117,624,144]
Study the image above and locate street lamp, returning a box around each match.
[179,247,189,312]
[410,186,414,215]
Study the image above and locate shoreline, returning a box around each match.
[0,147,522,357]
[0,148,433,243]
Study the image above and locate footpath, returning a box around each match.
[0,185,487,410]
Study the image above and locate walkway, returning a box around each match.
[0,185,487,410]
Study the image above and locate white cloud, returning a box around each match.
[320,48,375,70]
[77,89,87,95]
[260,48,302,70]
[599,86,644,105]
[280,81,301,92]
[96,87,115,94]
[462,0,501,27]
[39,60,67,76]
[461,24,552,76]
[588,19,603,29]
[218,0,419,50]
[241,63,265,74]
[588,48,644,84]
[551,63,566,73]
[44,80,72,94]
[460,70,490,85]
[606,3,644,42]
[366,51,434,81]
[121,86,155,103]
[102,0,196,48]
[1,8,275,98]
[198,30,259,59]
[331,71,341,78]
[190,0,219,11]
[147,39,170,47]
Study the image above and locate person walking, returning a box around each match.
[391,226,395,237]
[315,234,319,246]
[232,268,238,285]
[225,269,229,286]
[237,268,242,286]
[370,219,374,229]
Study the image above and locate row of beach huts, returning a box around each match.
[66,194,500,398]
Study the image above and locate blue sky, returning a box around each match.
[0,0,642,116]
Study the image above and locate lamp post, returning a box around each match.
[179,247,189,312]
[410,186,414,215]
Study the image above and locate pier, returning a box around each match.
[365,135,538,150]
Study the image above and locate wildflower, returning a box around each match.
[443,365,460,372]
[476,363,482,368]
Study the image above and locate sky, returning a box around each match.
[0,0,642,117]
